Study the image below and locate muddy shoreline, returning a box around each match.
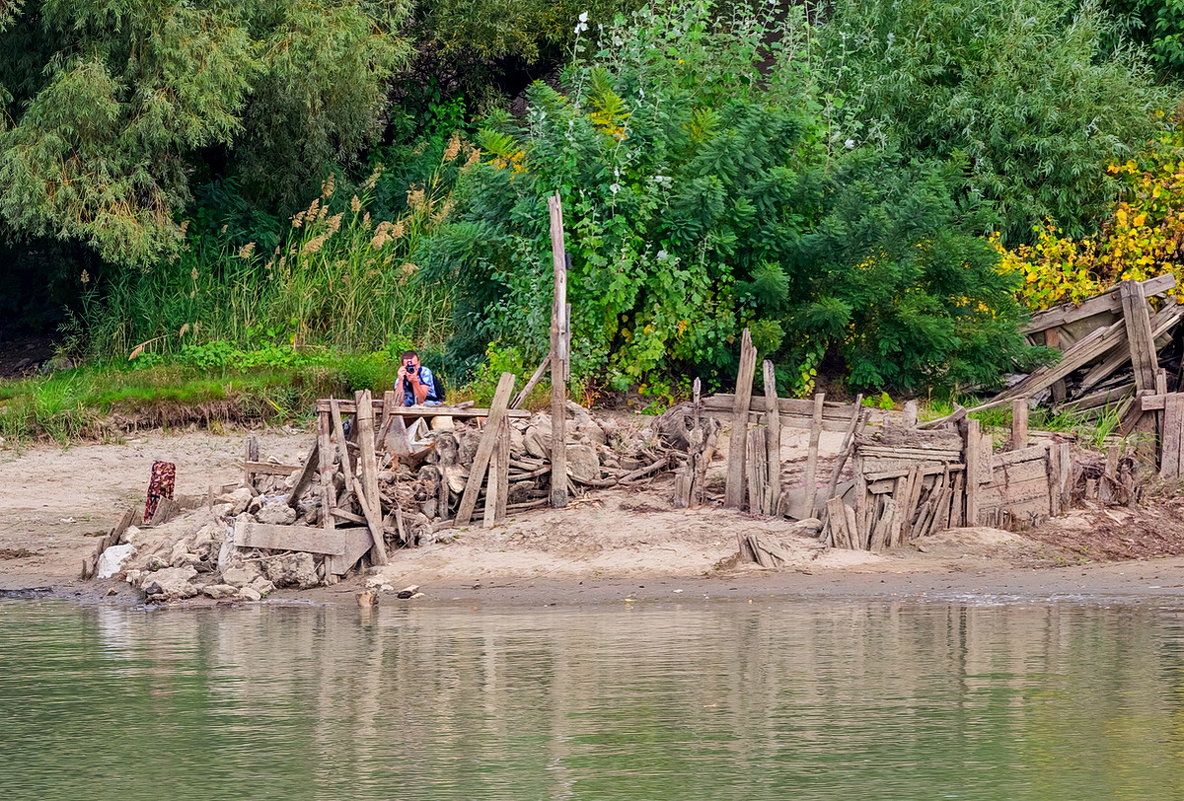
[5,427,1184,608]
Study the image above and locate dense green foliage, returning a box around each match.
[0,0,1177,413]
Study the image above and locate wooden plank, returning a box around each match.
[1024,274,1175,334]
[243,461,300,476]
[328,399,357,498]
[762,360,781,516]
[869,499,898,553]
[314,399,528,418]
[1157,368,1169,397]
[725,329,758,508]
[484,419,511,527]
[1120,279,1159,393]
[286,440,319,509]
[822,395,863,505]
[354,389,388,566]
[964,419,983,526]
[317,412,335,530]
[826,497,848,549]
[235,520,345,555]
[745,426,767,513]
[864,463,964,482]
[804,393,825,518]
[842,503,860,551]
[898,465,924,543]
[1078,304,1183,394]
[994,320,1125,402]
[1053,383,1134,415]
[457,372,518,526]
[1161,394,1184,480]
[1009,399,1029,451]
[994,443,1049,468]
[549,194,569,508]
[325,528,376,576]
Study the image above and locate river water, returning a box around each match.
[3,597,1183,801]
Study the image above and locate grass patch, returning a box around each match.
[0,351,409,444]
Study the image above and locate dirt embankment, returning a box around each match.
[4,427,1184,604]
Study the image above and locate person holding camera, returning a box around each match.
[397,349,444,407]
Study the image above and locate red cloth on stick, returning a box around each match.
[145,460,176,522]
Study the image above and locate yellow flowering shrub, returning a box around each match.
[998,131,1184,309]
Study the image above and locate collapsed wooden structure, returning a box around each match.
[674,324,1146,553]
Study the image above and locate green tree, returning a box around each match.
[0,0,410,266]
[817,0,1168,244]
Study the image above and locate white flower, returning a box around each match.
[578,11,589,23]
[844,138,855,149]
[656,249,669,260]
[609,183,621,195]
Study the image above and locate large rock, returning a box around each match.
[263,553,320,589]
[96,544,135,579]
[202,584,239,600]
[565,444,601,483]
[238,586,263,602]
[247,576,276,597]
[140,566,199,600]
[256,503,296,526]
[220,566,260,588]
[217,487,255,515]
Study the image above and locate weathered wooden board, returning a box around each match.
[725,329,758,509]
[325,528,377,576]
[243,461,300,476]
[1024,274,1175,334]
[235,521,346,555]
[1119,279,1160,393]
[994,443,1049,468]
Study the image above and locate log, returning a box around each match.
[456,372,517,526]
[235,520,346,555]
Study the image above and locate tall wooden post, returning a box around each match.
[548,194,569,508]
[724,329,757,508]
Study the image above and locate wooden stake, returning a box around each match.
[243,435,259,487]
[355,390,388,566]
[725,328,758,508]
[762,360,782,516]
[1009,399,1029,451]
[548,194,569,509]
[964,418,983,527]
[1120,278,1159,393]
[328,399,357,499]
[287,440,320,509]
[804,393,825,518]
[1160,393,1184,480]
[317,412,335,530]
[457,372,517,525]
[746,426,767,513]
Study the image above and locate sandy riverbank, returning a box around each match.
[3,428,1184,606]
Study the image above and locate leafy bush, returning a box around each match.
[818,0,1168,244]
[422,2,1039,394]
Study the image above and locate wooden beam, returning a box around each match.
[354,389,388,566]
[1024,273,1175,334]
[456,372,517,525]
[235,520,346,555]
[964,418,983,526]
[511,354,550,409]
[1119,279,1160,393]
[725,329,758,508]
[328,399,357,498]
[1161,394,1184,480]
[287,440,319,509]
[549,193,569,509]
[325,528,377,576]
